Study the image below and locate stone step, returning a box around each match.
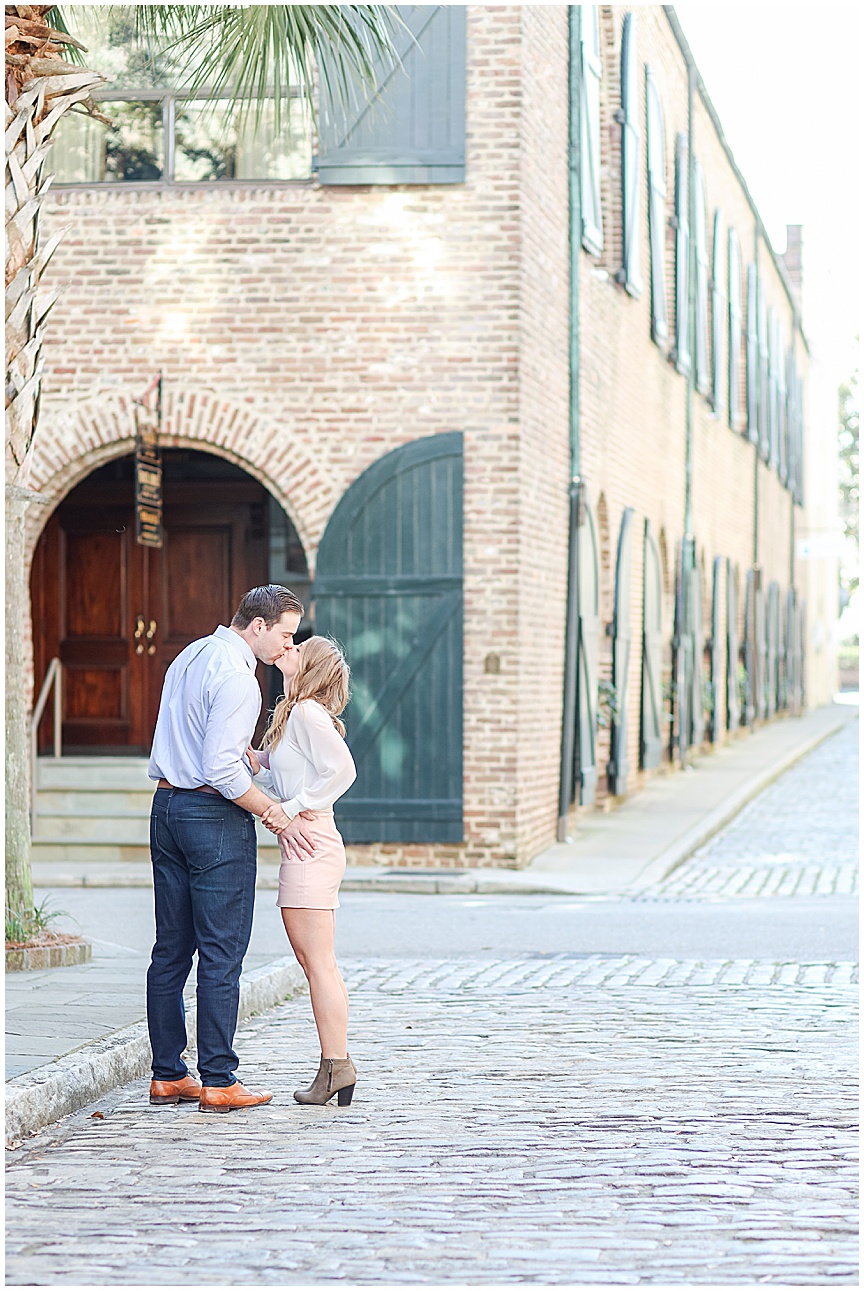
[31,832,282,865]
[36,758,152,792]
[35,791,155,817]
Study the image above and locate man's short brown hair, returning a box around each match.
[231,585,304,630]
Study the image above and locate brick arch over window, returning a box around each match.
[24,387,331,572]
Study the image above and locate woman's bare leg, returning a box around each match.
[281,908,348,1057]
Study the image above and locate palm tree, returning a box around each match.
[5,4,397,932]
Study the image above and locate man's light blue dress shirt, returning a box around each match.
[148,625,262,800]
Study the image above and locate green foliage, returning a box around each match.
[129,5,400,130]
[839,363,859,600]
[5,896,67,947]
[596,679,620,731]
[51,5,400,131]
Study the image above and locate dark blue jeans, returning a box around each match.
[146,788,257,1087]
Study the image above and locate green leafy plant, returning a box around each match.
[596,679,620,731]
[5,897,68,947]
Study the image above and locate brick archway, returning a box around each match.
[24,386,331,573]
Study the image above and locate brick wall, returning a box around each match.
[25,5,832,872]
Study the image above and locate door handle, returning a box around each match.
[134,616,145,639]
[146,620,157,640]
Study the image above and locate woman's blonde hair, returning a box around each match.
[261,635,350,749]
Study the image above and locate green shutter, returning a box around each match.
[618,13,642,296]
[766,580,780,717]
[727,228,742,431]
[607,506,635,794]
[711,211,726,415]
[778,343,789,485]
[672,541,693,760]
[640,519,664,769]
[576,493,601,803]
[757,276,770,461]
[646,69,668,345]
[313,433,463,842]
[709,555,723,742]
[688,565,706,748]
[580,4,604,255]
[673,134,691,375]
[317,6,466,186]
[746,265,759,443]
[726,560,741,731]
[692,159,709,394]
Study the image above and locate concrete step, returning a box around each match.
[35,791,154,817]
[36,758,152,791]
[31,830,282,861]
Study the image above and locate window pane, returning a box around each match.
[174,99,312,182]
[50,111,105,184]
[52,101,164,183]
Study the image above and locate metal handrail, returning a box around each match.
[30,657,62,830]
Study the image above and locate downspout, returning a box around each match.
[752,224,761,569]
[557,4,582,842]
[684,61,695,559]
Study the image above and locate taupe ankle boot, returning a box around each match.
[294,1055,357,1106]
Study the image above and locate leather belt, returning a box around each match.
[157,779,221,797]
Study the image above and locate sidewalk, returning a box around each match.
[30,700,856,896]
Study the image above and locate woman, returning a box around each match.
[247,636,357,1107]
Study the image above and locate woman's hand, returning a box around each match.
[245,746,261,776]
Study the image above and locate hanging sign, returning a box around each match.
[135,377,163,548]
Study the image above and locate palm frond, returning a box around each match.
[124,5,403,132]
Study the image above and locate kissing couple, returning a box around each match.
[145,584,358,1113]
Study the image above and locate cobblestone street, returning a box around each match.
[5,726,859,1285]
[647,722,859,900]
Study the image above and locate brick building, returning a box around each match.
[25,6,836,874]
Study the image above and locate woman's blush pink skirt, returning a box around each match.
[276,810,347,910]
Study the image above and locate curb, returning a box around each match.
[5,938,92,972]
[627,712,852,891]
[5,956,306,1149]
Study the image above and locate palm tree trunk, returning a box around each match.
[5,4,103,921]
[5,487,34,918]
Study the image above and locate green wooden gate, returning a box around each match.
[313,433,463,843]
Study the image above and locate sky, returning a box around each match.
[674,2,861,389]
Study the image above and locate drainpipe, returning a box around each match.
[752,225,760,569]
[683,61,695,563]
[557,4,582,842]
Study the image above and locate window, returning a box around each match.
[727,228,742,430]
[49,7,311,185]
[645,69,668,345]
[580,4,604,256]
[711,210,726,415]
[618,12,642,296]
[746,264,759,443]
[52,93,312,186]
[673,133,690,375]
[692,159,709,394]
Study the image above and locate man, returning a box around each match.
[146,585,313,1113]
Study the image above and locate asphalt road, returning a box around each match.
[38,886,858,965]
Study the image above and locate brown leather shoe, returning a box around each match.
[198,1081,273,1113]
[150,1075,202,1105]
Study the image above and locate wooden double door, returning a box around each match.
[31,475,268,753]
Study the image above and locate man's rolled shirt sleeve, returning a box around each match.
[202,674,262,799]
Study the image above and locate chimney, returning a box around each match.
[782,224,803,313]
